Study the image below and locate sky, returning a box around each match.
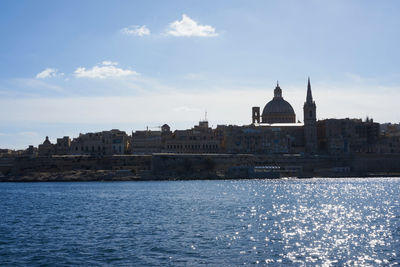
[1,0,400,149]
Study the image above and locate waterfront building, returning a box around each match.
[38,136,55,156]
[132,130,162,154]
[106,130,130,155]
[317,118,379,155]
[380,123,400,136]
[25,145,37,157]
[70,132,104,155]
[70,129,129,156]
[163,120,220,154]
[55,136,71,155]
[0,149,17,157]
[216,125,291,154]
[131,124,173,154]
[377,135,400,154]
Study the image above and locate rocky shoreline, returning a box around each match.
[0,169,226,182]
[2,169,400,182]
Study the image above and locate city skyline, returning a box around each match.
[1,0,400,149]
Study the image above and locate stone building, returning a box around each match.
[163,121,220,153]
[376,123,400,154]
[70,132,103,155]
[377,136,400,154]
[317,118,380,155]
[107,130,129,155]
[70,129,129,156]
[54,136,71,155]
[131,124,171,154]
[132,130,162,154]
[216,125,300,154]
[25,145,37,157]
[38,136,55,156]
[0,149,17,157]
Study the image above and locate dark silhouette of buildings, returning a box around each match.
[16,78,395,157]
[255,81,296,124]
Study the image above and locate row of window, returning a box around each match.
[166,144,219,150]
[174,136,215,141]
[73,145,123,153]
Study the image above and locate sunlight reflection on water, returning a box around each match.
[0,178,399,266]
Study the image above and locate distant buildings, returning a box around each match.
[70,129,129,156]
[38,136,54,156]
[38,130,130,157]
[317,118,379,155]
[9,78,399,158]
[164,121,220,154]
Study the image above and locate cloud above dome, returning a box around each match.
[74,61,138,79]
[166,14,218,37]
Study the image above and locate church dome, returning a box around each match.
[43,136,51,145]
[263,98,295,114]
[261,83,296,123]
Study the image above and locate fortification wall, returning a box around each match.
[3,153,400,180]
[352,154,400,175]
[10,155,152,176]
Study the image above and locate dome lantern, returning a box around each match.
[274,81,282,98]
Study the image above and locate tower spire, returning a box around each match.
[303,77,317,153]
[306,77,313,103]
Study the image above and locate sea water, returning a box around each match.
[0,178,399,266]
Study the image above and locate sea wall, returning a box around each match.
[4,155,151,179]
[2,153,400,181]
[150,153,349,178]
[352,154,400,176]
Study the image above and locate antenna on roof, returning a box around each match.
[205,110,208,121]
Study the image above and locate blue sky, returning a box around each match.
[1,0,400,148]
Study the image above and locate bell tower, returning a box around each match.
[303,77,317,153]
[252,106,260,124]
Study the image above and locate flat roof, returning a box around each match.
[254,123,304,127]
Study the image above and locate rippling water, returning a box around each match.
[1,178,399,266]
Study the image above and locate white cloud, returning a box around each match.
[74,61,138,79]
[101,61,119,66]
[121,25,150,36]
[36,68,63,79]
[166,14,218,37]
